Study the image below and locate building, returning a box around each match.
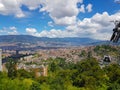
[0,49,2,71]
[34,65,48,78]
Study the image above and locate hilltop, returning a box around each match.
[0,35,103,47]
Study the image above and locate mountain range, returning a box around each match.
[0,36,118,63]
[0,35,104,46]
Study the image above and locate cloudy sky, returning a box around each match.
[0,0,120,40]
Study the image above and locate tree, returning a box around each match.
[30,82,41,90]
[6,58,17,79]
[107,83,120,90]
[72,58,105,89]
[79,50,86,57]
[17,69,34,78]
[104,64,120,83]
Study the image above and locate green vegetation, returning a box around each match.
[94,45,119,57]
[6,58,17,79]
[1,45,120,90]
[1,57,120,90]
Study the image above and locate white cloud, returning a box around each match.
[40,0,93,25]
[20,0,43,10]
[48,21,54,27]
[0,0,93,23]
[26,28,37,35]
[26,12,120,40]
[74,12,114,40]
[2,0,116,40]
[9,26,16,30]
[53,16,77,25]
[0,0,81,19]
[0,26,18,35]
[86,3,92,12]
[0,0,44,18]
[40,0,80,18]
[78,0,83,3]
[38,29,63,38]
[40,0,85,25]
[114,0,120,3]
[79,4,85,13]
[0,0,25,18]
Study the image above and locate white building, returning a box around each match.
[0,49,2,71]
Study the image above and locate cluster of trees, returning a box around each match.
[0,58,120,90]
[93,45,119,57]
[1,47,120,90]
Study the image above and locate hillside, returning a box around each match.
[0,35,103,46]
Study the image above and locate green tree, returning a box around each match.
[79,50,86,57]
[6,58,17,79]
[107,83,120,90]
[49,76,66,90]
[30,82,41,90]
[72,58,105,89]
[17,69,34,78]
[104,64,120,83]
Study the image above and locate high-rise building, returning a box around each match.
[0,49,2,71]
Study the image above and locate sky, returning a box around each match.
[0,0,120,40]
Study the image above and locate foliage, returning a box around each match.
[1,54,120,90]
[79,50,87,57]
[94,45,118,56]
[6,58,17,79]
[17,69,34,78]
[30,82,41,90]
[72,58,105,89]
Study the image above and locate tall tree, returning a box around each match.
[6,58,17,79]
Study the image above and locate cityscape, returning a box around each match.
[0,0,120,90]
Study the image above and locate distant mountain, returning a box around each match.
[0,35,39,43]
[0,35,104,46]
